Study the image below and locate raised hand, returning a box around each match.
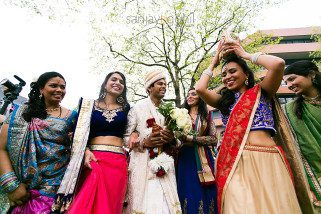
[222,39,251,60]
[211,39,225,68]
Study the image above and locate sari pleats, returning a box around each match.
[223,147,301,214]
[68,151,128,214]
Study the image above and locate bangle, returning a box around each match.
[202,68,213,78]
[0,171,20,193]
[251,52,264,64]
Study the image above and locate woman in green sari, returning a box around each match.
[283,60,321,213]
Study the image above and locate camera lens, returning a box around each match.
[0,79,16,91]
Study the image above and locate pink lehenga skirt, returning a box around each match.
[68,145,128,214]
[11,190,54,214]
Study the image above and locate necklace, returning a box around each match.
[46,106,60,112]
[96,100,122,122]
[46,106,62,118]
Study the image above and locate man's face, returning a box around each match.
[148,79,167,100]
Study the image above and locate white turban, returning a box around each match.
[144,70,166,90]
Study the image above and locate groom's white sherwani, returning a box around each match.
[124,97,181,214]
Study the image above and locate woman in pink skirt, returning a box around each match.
[51,71,130,214]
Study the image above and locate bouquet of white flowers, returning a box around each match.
[158,102,192,135]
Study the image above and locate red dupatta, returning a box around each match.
[216,84,261,214]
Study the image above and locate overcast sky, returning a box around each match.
[0,0,320,108]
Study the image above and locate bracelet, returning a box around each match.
[0,171,20,193]
[251,52,264,64]
[202,68,213,78]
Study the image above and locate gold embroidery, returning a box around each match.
[88,144,124,154]
[209,199,215,214]
[95,104,122,122]
[198,200,204,214]
[244,145,278,153]
[183,198,187,214]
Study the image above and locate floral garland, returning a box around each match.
[148,152,174,177]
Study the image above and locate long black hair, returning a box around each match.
[23,71,65,122]
[218,53,255,115]
[98,71,130,113]
[183,88,208,122]
[284,60,321,119]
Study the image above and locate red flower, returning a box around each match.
[146,118,156,128]
[148,148,158,159]
[156,167,166,177]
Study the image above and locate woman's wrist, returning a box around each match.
[0,171,21,193]
[185,135,193,142]
[192,135,197,143]
[250,52,264,64]
[141,137,151,148]
[241,52,252,61]
[202,68,213,78]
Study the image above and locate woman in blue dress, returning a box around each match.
[176,88,218,214]
[0,72,77,213]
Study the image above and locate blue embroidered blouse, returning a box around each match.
[222,91,276,135]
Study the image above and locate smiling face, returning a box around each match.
[283,73,314,96]
[221,61,248,93]
[186,89,200,107]
[40,76,66,105]
[148,78,167,100]
[105,73,125,97]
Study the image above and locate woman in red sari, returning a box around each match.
[195,39,301,213]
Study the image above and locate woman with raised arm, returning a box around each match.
[195,39,301,213]
[176,88,218,214]
[283,60,321,213]
[0,72,77,214]
[52,71,130,214]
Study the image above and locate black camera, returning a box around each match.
[0,75,26,115]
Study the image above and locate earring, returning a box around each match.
[245,77,249,86]
[116,95,124,104]
[312,77,318,84]
[39,93,43,98]
[102,90,107,99]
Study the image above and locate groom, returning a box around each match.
[124,70,181,214]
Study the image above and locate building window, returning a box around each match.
[279,39,313,44]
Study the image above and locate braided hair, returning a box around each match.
[284,60,321,119]
[218,53,255,115]
[23,72,65,122]
[98,71,130,114]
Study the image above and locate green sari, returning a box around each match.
[285,100,321,211]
